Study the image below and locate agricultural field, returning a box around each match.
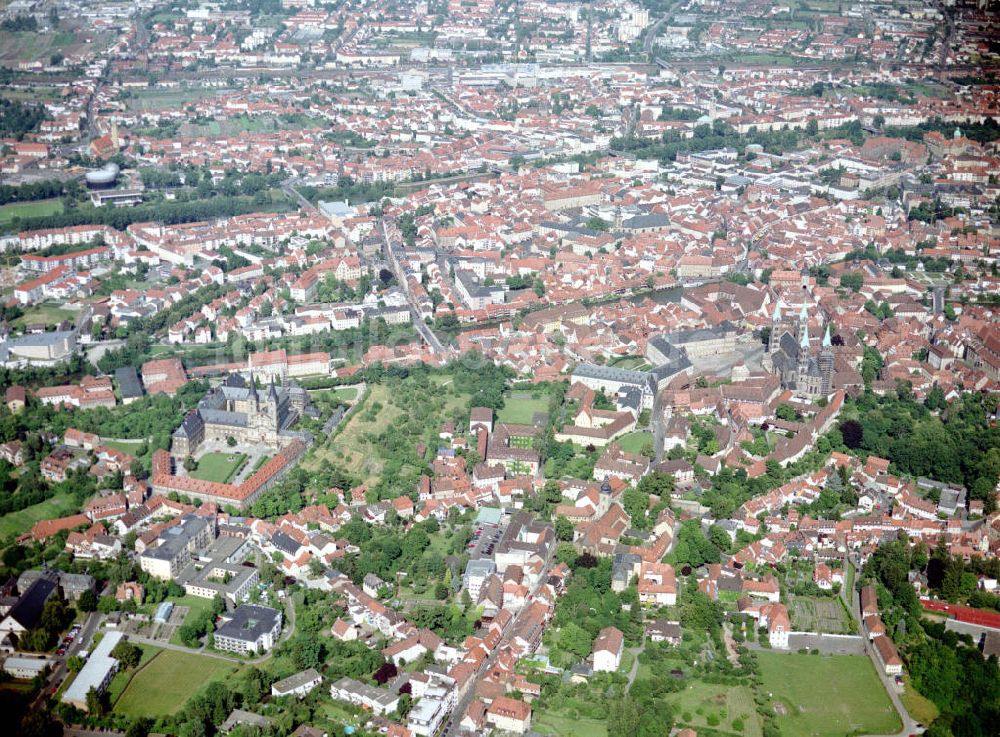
[113,650,239,717]
[0,199,64,225]
[0,29,81,66]
[189,452,248,483]
[666,680,763,737]
[755,651,900,737]
[788,595,853,634]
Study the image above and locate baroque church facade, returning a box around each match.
[172,373,311,458]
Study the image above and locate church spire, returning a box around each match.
[799,302,809,322]
[822,323,832,348]
[800,320,810,350]
[772,299,784,321]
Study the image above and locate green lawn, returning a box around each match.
[667,680,763,737]
[616,431,653,454]
[99,439,146,454]
[0,199,64,225]
[498,394,550,424]
[189,452,247,483]
[534,709,607,737]
[756,652,900,737]
[249,454,272,473]
[0,492,78,540]
[331,387,357,402]
[107,644,161,705]
[12,302,76,327]
[608,355,652,371]
[113,649,239,717]
[899,675,939,725]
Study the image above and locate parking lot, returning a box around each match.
[467,521,503,559]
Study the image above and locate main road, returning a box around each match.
[379,218,447,354]
[282,178,320,214]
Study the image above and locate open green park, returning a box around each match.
[755,651,900,737]
[113,649,239,717]
[189,452,248,483]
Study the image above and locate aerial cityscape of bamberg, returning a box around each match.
[0,1,998,736]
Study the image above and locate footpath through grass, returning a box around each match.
[755,651,900,737]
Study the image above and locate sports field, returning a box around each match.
[113,649,238,717]
[0,199,64,225]
[189,452,247,483]
[756,651,900,737]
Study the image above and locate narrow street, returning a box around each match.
[441,554,554,737]
[841,557,923,737]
